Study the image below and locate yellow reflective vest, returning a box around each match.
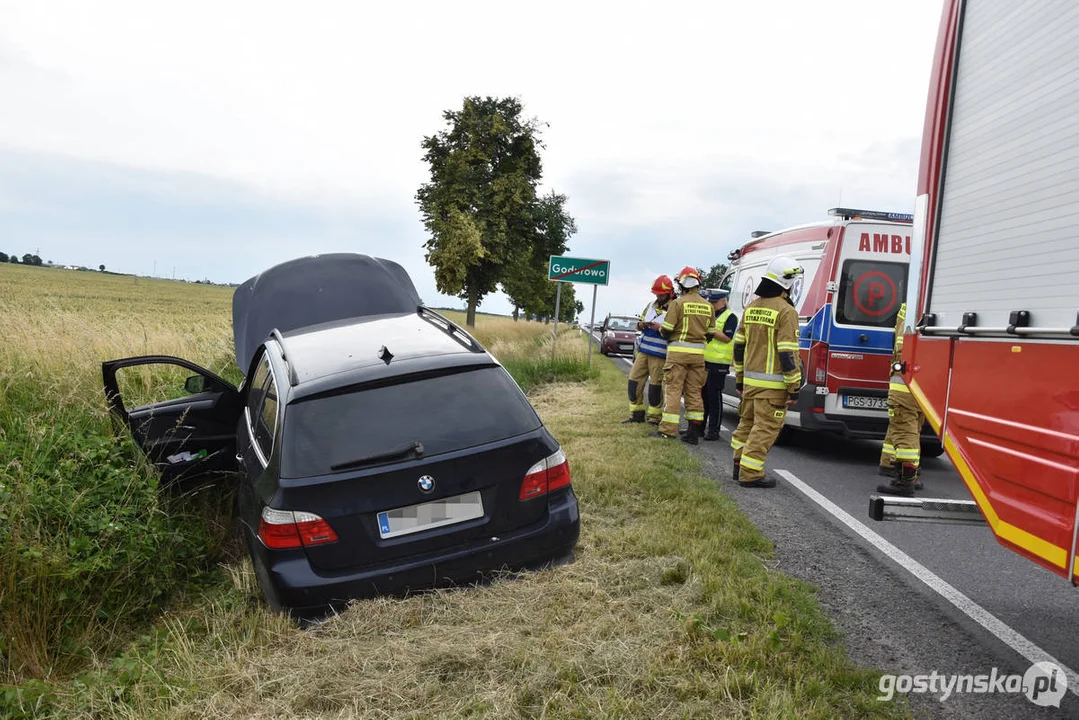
[704,308,735,365]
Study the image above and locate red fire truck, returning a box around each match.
[870,0,1079,583]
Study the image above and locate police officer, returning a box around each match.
[701,288,738,441]
[622,275,674,425]
[730,255,804,488]
[876,302,926,496]
[652,267,714,444]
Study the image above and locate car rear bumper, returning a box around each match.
[791,385,938,441]
[722,378,937,442]
[602,339,635,355]
[251,488,581,616]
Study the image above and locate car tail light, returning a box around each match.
[519,448,571,501]
[258,507,339,549]
[808,341,829,385]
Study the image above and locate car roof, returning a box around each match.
[275,310,493,397]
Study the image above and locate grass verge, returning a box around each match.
[18,340,907,719]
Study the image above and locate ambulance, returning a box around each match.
[720,208,942,455]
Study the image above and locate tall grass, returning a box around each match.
[0,266,239,684]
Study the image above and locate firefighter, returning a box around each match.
[730,255,804,488]
[701,288,738,441]
[651,267,714,444]
[876,302,926,496]
[621,275,674,424]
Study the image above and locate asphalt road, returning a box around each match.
[592,331,1079,719]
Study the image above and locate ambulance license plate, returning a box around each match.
[842,395,888,410]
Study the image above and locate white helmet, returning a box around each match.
[763,255,804,291]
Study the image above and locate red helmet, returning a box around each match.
[676,266,701,288]
[651,274,674,294]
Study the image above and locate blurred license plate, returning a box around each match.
[842,395,888,410]
[377,491,484,539]
[620,344,634,351]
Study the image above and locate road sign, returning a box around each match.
[548,255,610,286]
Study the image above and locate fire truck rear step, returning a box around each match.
[868,495,986,526]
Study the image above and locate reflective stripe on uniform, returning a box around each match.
[745,378,786,389]
[662,413,681,424]
[889,377,911,393]
[731,438,746,450]
[744,370,786,389]
[629,403,646,412]
[669,340,706,355]
[895,448,920,463]
[685,411,704,421]
[882,443,895,456]
[776,341,800,352]
[740,455,765,471]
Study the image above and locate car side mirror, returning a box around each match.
[184,375,207,394]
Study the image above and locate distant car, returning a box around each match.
[599,315,639,356]
[102,254,580,618]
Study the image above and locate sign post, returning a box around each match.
[547,255,610,365]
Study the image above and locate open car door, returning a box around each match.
[102,355,244,482]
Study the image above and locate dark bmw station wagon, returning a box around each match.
[103,254,580,616]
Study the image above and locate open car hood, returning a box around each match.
[232,253,421,372]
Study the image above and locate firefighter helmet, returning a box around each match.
[651,274,674,295]
[676,266,701,289]
[763,255,804,291]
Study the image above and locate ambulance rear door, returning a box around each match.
[824,221,911,418]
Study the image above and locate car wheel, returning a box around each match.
[921,438,945,458]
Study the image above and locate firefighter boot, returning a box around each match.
[740,474,777,489]
[876,463,917,497]
[732,460,740,483]
[681,421,701,446]
[621,411,646,424]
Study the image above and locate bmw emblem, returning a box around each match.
[417,475,435,493]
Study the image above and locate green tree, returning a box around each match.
[416,96,544,327]
[699,262,729,289]
[501,191,578,321]
[99,264,105,272]
[0,252,7,263]
[9,255,18,264]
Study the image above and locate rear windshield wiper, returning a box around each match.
[330,440,424,471]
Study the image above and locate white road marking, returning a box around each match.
[773,468,1079,696]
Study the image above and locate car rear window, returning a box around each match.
[607,317,636,331]
[835,260,907,328]
[280,366,542,478]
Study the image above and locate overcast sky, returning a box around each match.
[0,0,943,320]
